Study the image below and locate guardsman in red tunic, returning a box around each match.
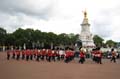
[26,49,30,61]
[30,50,33,60]
[12,49,16,59]
[64,49,70,63]
[79,48,85,64]
[36,49,41,61]
[16,49,20,60]
[47,49,52,62]
[98,50,102,64]
[52,49,56,62]
[22,50,25,60]
[34,48,38,58]
[70,49,74,61]
[96,47,102,64]
[91,49,96,62]
[41,49,46,60]
[45,49,48,60]
[7,49,11,60]
[94,49,98,63]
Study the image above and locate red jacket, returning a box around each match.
[96,50,102,58]
[7,50,11,55]
[52,50,57,56]
[30,50,33,55]
[34,49,38,55]
[80,52,85,58]
[26,50,30,56]
[22,50,25,55]
[16,50,20,55]
[70,51,74,56]
[41,49,46,55]
[12,50,16,54]
[48,49,52,56]
[65,50,70,57]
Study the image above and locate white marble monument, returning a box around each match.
[79,11,95,47]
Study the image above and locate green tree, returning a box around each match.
[57,33,67,45]
[93,35,104,47]
[0,27,7,46]
[5,33,15,46]
[106,40,117,48]
[68,33,79,45]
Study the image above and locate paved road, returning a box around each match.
[0,52,120,79]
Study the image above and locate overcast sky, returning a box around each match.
[0,0,120,42]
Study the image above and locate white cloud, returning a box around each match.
[0,0,120,42]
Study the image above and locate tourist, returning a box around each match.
[61,52,65,60]
[56,49,60,61]
[110,48,117,63]
[59,49,65,60]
